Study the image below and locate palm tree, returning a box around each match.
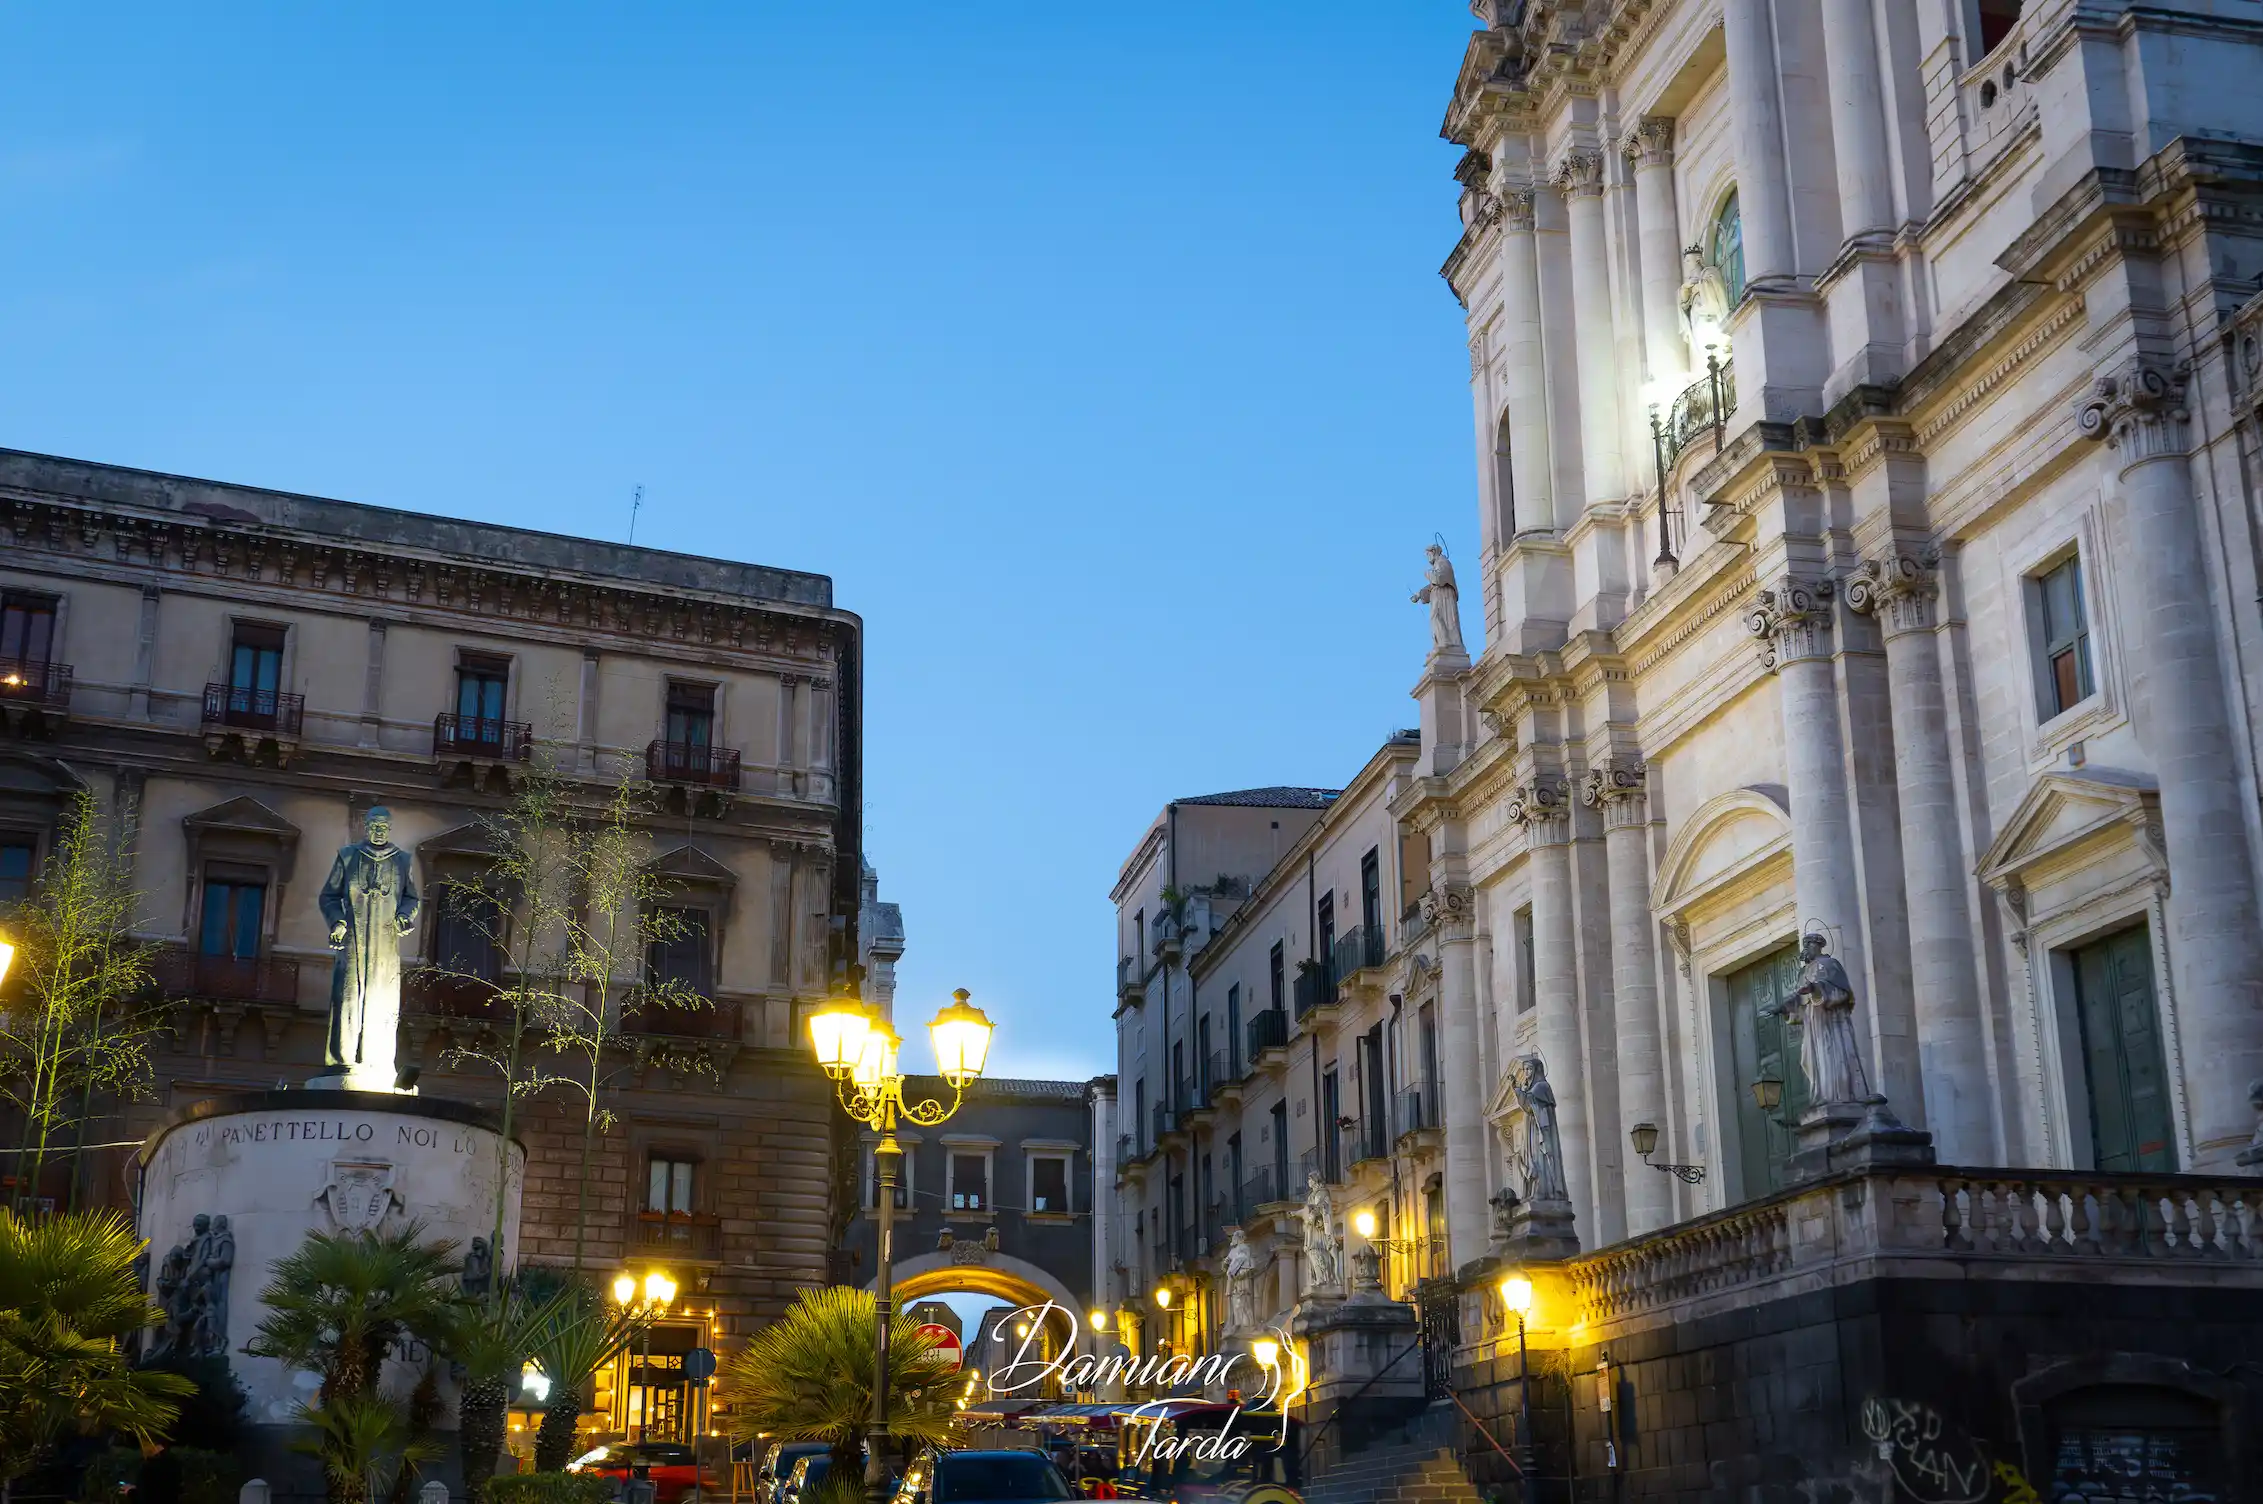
[292,1393,442,1504]
[0,1208,194,1491]
[720,1287,959,1484]
[447,1287,571,1504]
[528,1286,653,1472]
[247,1224,459,1403]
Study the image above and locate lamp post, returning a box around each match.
[613,1269,678,1440]
[0,931,14,988]
[1628,1122,1705,1184]
[1643,381,1678,573]
[807,986,995,1504]
[1499,1274,1535,1484]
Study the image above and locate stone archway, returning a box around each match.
[875,1250,1093,1357]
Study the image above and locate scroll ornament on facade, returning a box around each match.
[1747,575,1834,672]
[2076,358,2191,461]
[1582,757,1649,830]
[1843,550,1941,638]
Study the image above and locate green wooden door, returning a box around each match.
[1725,943,1807,1197]
[2073,924,2176,1172]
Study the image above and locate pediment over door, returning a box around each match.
[1977,770,2163,901]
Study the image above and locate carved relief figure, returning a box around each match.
[1511,1057,1569,1205]
[317,805,420,1091]
[1298,1170,1344,1293]
[1763,932,1874,1107]
[1411,544,1464,656]
[194,1214,234,1355]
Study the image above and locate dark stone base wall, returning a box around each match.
[1449,1277,2263,1503]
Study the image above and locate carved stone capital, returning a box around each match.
[1471,190,1504,230]
[2077,358,2191,465]
[1746,575,1835,671]
[1419,880,1476,940]
[1622,116,1675,169]
[1581,757,1649,830]
[1507,773,1573,846]
[1499,187,1537,233]
[1551,149,1604,198]
[1843,550,1940,639]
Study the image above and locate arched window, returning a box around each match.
[1710,191,1745,308]
[1493,410,1516,538]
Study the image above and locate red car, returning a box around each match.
[569,1442,721,1504]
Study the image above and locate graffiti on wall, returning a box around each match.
[1861,1397,2219,1504]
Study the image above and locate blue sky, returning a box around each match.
[0,4,1481,1081]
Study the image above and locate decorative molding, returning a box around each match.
[1581,756,1648,831]
[1621,116,1674,168]
[1913,296,2086,449]
[2076,358,2192,466]
[1500,187,1537,233]
[1551,149,1605,198]
[1745,575,1834,672]
[1506,773,1573,847]
[1843,550,1940,639]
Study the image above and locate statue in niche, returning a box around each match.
[1763,932,1875,1108]
[1298,1171,1344,1294]
[1222,1227,1259,1332]
[1511,1057,1569,1205]
[318,806,421,1091]
[1412,543,1464,657]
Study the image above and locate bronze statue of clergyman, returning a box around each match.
[317,806,419,1091]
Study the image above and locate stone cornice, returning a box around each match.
[1623,555,1760,680]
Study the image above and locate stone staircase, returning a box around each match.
[1302,1405,1490,1504]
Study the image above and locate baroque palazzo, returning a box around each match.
[1111,0,2263,1487]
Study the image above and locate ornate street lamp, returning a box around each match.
[1628,1121,1706,1184]
[0,932,14,987]
[613,1269,677,1440]
[808,986,994,1504]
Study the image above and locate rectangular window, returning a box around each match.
[865,1147,910,1210]
[665,681,716,749]
[1269,942,1285,1013]
[1134,1078,1147,1152]
[1360,848,1381,943]
[432,883,503,980]
[229,622,285,699]
[1270,1101,1289,1194]
[1419,1002,1440,1095]
[455,655,510,738]
[1321,1067,1342,1182]
[0,835,34,905]
[1225,983,1242,1077]
[2030,554,2095,718]
[199,877,265,959]
[0,593,57,667]
[1031,1155,1070,1215]
[950,1152,989,1212]
[644,907,713,996]
[1514,905,1537,1015]
[1318,892,1336,983]
[647,1155,696,1215]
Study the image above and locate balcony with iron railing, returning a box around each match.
[631,1209,723,1262]
[203,683,304,738]
[433,713,533,763]
[1658,355,1736,472]
[1246,1007,1289,1060]
[1117,956,1145,1007]
[1291,963,1334,1020]
[1331,923,1386,984]
[153,947,300,1006]
[1394,1083,1441,1143]
[621,992,739,1041]
[1345,1115,1390,1170]
[1200,1050,1231,1105]
[405,968,508,1021]
[1299,1145,1342,1189]
[0,659,71,714]
[645,738,742,791]
[1236,1168,1278,1221]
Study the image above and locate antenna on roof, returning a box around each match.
[628,484,645,545]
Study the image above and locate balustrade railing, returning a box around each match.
[203,682,304,737]
[1247,1008,1288,1058]
[1940,1171,2263,1262]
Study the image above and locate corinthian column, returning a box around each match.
[1431,882,1489,1265]
[2077,361,2263,1169]
[1496,189,1554,537]
[1556,150,1624,504]
[1818,0,1894,243]
[1623,119,1686,386]
[1747,576,1885,1091]
[1846,551,1990,1162]
[1509,774,1594,1235]
[1722,0,1794,287]
[1584,757,1670,1233]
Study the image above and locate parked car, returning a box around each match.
[568,1442,720,1504]
[894,1448,1076,1504]
[759,1443,834,1504]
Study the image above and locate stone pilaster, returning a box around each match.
[1583,756,1671,1232]
[1554,149,1623,504]
[1495,188,1553,539]
[2077,360,2263,1169]
[1508,773,1593,1233]
[1431,879,1489,1266]
[1622,118,1686,391]
[1846,550,1991,1162]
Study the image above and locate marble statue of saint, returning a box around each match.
[1412,544,1464,656]
[1298,1170,1344,1293]
[1764,932,1874,1107]
[1512,1057,1569,1205]
[1222,1227,1258,1332]
[318,806,420,1091]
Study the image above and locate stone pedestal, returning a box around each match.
[137,1090,526,1426]
[1492,1197,1581,1264]
[1292,1290,1425,1469]
[1786,1097,1935,1183]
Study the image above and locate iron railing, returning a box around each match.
[1291,964,1333,1019]
[1201,1050,1230,1104]
[203,683,304,737]
[0,659,71,711]
[1238,1169,1277,1218]
[1395,1083,1441,1139]
[632,1210,723,1261]
[623,995,737,1040]
[1660,355,1736,470]
[433,712,533,762]
[405,969,506,1020]
[1332,923,1385,981]
[645,738,742,790]
[1345,1115,1390,1168]
[1246,1008,1288,1058]
[153,948,300,1005]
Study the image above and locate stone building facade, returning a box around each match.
[0,446,863,1442]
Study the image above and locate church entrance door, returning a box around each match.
[2071,923,2175,1172]
[1723,942,1805,1197]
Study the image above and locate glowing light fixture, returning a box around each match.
[612,1274,637,1305]
[808,996,875,1078]
[852,1020,903,1089]
[928,989,995,1087]
[1089,1309,1108,1331]
[1153,1286,1172,1310]
[1501,1275,1534,1319]
[0,936,13,987]
[644,1271,677,1307]
[1352,1209,1378,1240]
[1251,1338,1279,1369]
[521,1362,551,1403]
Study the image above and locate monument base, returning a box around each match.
[137,1090,525,1427]
[1491,1196,1581,1263]
[1787,1097,1935,1183]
